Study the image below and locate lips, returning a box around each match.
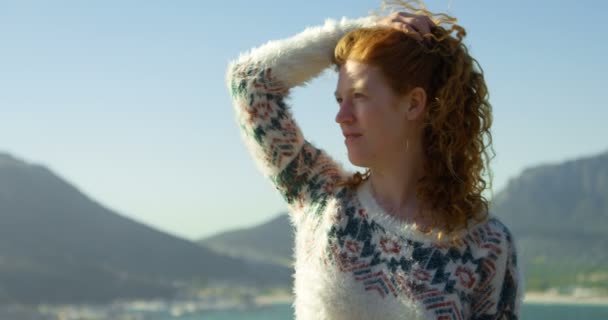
[342,131,362,138]
[343,133,362,143]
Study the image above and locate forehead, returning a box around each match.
[336,60,387,91]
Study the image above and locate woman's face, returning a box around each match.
[335,60,410,168]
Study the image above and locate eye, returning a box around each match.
[353,92,366,99]
[335,97,343,104]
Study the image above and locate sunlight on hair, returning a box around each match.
[336,0,496,238]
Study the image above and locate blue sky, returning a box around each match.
[1,0,606,240]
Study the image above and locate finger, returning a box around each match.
[409,18,432,36]
[395,12,416,18]
[424,15,436,28]
[394,13,435,34]
[396,23,423,41]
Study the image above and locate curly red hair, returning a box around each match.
[334,1,494,234]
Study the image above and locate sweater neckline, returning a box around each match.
[355,179,484,244]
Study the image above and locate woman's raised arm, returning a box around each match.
[226,17,376,214]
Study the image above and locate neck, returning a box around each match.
[368,139,427,224]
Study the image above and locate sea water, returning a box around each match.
[166,303,608,320]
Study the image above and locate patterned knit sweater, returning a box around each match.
[226,16,522,320]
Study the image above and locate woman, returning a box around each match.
[226,2,521,319]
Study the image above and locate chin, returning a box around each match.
[347,152,369,168]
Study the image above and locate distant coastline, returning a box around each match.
[255,291,608,307]
[255,292,294,306]
[524,292,608,306]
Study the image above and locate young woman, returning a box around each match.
[226,3,521,319]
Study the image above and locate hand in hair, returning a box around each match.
[378,12,435,42]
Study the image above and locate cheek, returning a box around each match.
[370,111,406,146]
[358,103,400,130]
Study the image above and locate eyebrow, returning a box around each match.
[334,85,367,97]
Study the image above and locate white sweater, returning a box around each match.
[226,17,522,320]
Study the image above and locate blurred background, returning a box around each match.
[1,0,607,319]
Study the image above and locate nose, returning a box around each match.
[335,99,355,124]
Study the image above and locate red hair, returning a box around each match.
[334,6,494,234]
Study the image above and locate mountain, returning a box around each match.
[0,153,291,305]
[492,150,608,291]
[198,149,608,293]
[199,214,294,267]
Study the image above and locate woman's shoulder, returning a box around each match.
[464,214,517,251]
[481,215,514,235]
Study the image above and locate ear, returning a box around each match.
[405,87,427,121]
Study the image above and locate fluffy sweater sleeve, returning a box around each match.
[226,17,376,214]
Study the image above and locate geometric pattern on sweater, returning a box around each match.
[227,16,521,320]
[325,186,519,319]
[230,63,342,217]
